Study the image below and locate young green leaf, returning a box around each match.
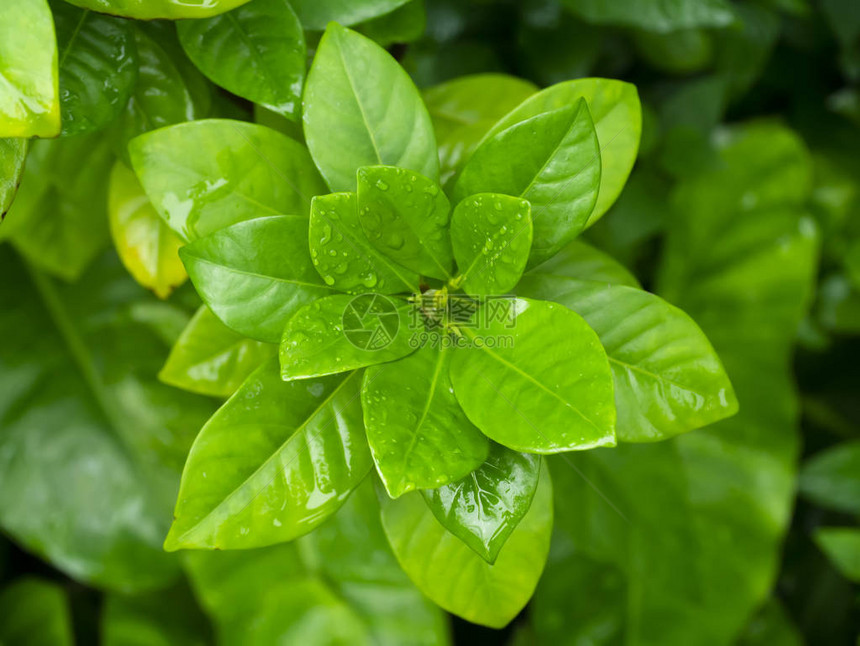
[450,193,532,295]
[380,461,553,628]
[0,579,73,646]
[525,239,640,288]
[0,0,59,138]
[0,139,27,219]
[159,306,275,398]
[517,279,738,441]
[357,166,454,280]
[303,23,439,192]
[61,0,251,19]
[166,361,371,551]
[280,294,416,380]
[177,0,305,120]
[310,192,420,294]
[485,78,642,227]
[362,343,489,498]
[814,528,860,582]
[454,101,600,265]
[129,119,326,242]
[53,2,138,137]
[108,161,187,299]
[421,444,540,564]
[450,298,616,453]
[290,0,411,30]
[423,74,538,183]
[180,215,337,343]
[799,441,860,514]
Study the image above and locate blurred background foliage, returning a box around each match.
[1,0,859,644]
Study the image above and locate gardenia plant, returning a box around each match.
[125,23,739,626]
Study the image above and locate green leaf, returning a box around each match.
[450,193,532,295]
[309,192,420,293]
[0,139,27,219]
[560,0,735,32]
[0,579,73,646]
[420,443,539,564]
[737,599,804,646]
[380,461,553,628]
[454,101,600,265]
[177,0,305,120]
[484,78,642,228]
[525,239,640,288]
[356,166,454,280]
[799,441,860,514]
[357,0,426,47]
[53,2,138,137]
[516,280,737,442]
[814,528,860,582]
[289,0,411,30]
[0,0,59,137]
[280,294,416,380]
[165,361,371,550]
[303,23,438,192]
[362,343,489,498]
[423,74,537,184]
[111,25,210,164]
[180,215,336,344]
[1,133,113,281]
[109,161,187,299]
[160,306,275,398]
[61,0,252,19]
[0,249,214,590]
[129,119,326,242]
[450,298,615,453]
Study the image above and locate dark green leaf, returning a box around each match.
[421,443,540,564]
[290,0,411,30]
[165,361,371,550]
[560,0,735,32]
[129,119,326,242]
[0,579,72,646]
[357,165,454,280]
[280,294,416,380]
[357,0,426,47]
[450,298,615,453]
[177,0,305,120]
[450,193,532,295]
[362,343,489,497]
[799,441,860,514]
[309,192,420,294]
[303,24,438,192]
[180,215,335,343]
[814,528,860,582]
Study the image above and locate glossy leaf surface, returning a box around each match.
[180,215,335,343]
[280,294,415,380]
[62,0,252,19]
[0,579,73,646]
[450,298,616,453]
[357,166,454,280]
[799,440,860,514]
[525,238,640,288]
[362,343,489,497]
[455,101,600,264]
[0,0,59,137]
[160,306,275,398]
[290,0,411,30]
[309,192,420,294]
[53,2,138,137]
[109,161,187,299]
[560,0,735,32]
[516,279,737,442]
[421,444,540,564]
[381,462,553,628]
[450,193,532,295]
[486,78,642,227]
[0,139,27,218]
[177,0,305,120]
[303,24,438,192]
[129,119,325,242]
[166,361,371,550]
[423,74,537,183]
[814,528,860,582]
